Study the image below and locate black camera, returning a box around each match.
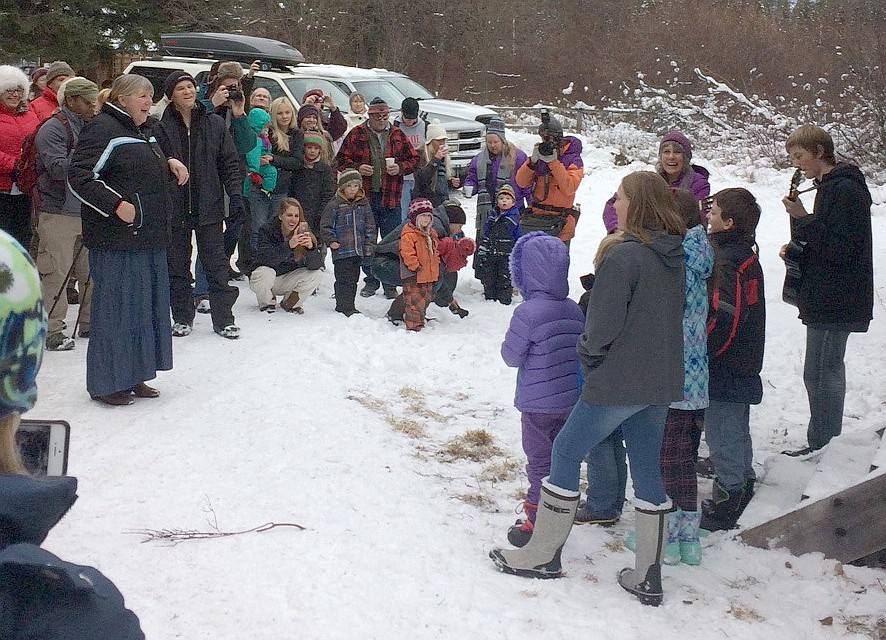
[538,139,556,156]
[540,108,550,125]
[227,87,244,102]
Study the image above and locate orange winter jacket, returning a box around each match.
[400,223,440,284]
[515,138,584,241]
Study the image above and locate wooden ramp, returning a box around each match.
[740,426,886,563]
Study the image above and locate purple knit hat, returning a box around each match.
[659,130,693,161]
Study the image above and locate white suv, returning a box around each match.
[125,56,495,175]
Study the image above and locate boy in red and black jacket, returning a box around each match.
[701,188,765,533]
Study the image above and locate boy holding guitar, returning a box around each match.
[780,125,874,457]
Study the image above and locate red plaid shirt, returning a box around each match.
[336,124,419,210]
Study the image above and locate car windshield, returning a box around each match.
[282,78,350,109]
[384,76,435,100]
[351,80,407,108]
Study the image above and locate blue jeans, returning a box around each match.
[705,400,754,491]
[247,187,273,252]
[583,428,627,517]
[549,401,669,507]
[400,178,415,222]
[804,327,850,449]
[363,192,403,287]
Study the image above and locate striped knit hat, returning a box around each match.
[407,197,434,224]
[338,168,362,187]
[303,132,324,148]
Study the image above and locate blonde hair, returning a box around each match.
[620,171,686,243]
[594,231,624,268]
[0,415,27,475]
[785,124,836,164]
[96,87,111,112]
[108,74,153,105]
[422,138,453,191]
[269,97,296,153]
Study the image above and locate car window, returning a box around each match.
[282,78,350,109]
[351,80,406,108]
[129,66,179,103]
[384,76,435,100]
[252,77,286,101]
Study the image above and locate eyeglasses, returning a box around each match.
[369,113,388,120]
[3,88,24,96]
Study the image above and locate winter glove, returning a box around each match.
[248,172,263,187]
[537,144,558,164]
[227,194,246,221]
[530,143,542,165]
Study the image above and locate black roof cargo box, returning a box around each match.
[160,33,305,67]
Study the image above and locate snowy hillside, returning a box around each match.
[31,129,886,639]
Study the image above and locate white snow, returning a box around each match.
[31,129,886,639]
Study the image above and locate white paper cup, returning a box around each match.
[385,157,396,167]
[463,185,474,197]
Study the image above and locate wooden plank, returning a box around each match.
[740,472,886,563]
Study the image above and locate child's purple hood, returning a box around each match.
[509,231,571,301]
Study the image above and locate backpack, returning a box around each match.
[16,111,73,195]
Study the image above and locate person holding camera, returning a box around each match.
[515,111,584,243]
[301,88,347,146]
[155,71,244,340]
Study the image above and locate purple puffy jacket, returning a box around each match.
[501,232,586,413]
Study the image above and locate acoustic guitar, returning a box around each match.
[781,168,805,306]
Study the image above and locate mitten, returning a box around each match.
[248,172,263,187]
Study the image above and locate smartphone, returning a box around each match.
[16,419,70,476]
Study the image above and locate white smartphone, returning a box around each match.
[16,419,70,476]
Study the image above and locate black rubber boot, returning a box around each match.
[700,480,753,532]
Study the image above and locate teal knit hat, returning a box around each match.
[0,230,47,418]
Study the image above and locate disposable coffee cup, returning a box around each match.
[463,185,474,198]
[385,157,396,168]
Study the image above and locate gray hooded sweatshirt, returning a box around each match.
[578,232,685,406]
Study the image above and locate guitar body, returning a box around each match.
[782,169,805,307]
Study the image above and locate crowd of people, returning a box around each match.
[0,54,875,614]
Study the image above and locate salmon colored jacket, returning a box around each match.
[400,223,440,284]
[515,137,584,241]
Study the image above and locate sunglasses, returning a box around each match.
[369,112,388,119]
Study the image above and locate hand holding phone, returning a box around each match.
[17,420,70,475]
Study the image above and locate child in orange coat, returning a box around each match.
[399,197,440,331]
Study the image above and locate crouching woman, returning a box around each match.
[249,198,324,314]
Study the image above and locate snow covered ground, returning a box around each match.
[32,130,886,639]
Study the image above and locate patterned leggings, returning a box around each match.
[659,408,703,511]
[402,278,434,331]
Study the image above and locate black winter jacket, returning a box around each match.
[785,163,873,330]
[69,103,170,251]
[707,230,765,404]
[288,161,336,237]
[251,221,324,275]
[154,102,243,227]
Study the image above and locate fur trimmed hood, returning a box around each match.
[0,65,28,94]
[509,231,571,301]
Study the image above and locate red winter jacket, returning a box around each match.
[28,86,59,123]
[0,103,40,192]
[438,235,476,273]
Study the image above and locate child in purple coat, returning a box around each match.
[500,231,586,547]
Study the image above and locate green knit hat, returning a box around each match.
[338,168,362,187]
